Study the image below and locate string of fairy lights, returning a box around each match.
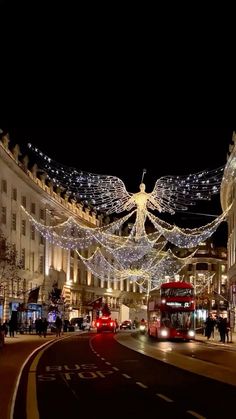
[24,143,229,292]
[28,143,224,215]
[75,247,196,293]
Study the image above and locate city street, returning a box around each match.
[7,330,236,419]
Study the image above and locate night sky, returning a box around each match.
[1,127,235,247]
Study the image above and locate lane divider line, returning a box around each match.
[136,382,148,389]
[122,374,131,379]
[187,410,206,419]
[156,393,173,402]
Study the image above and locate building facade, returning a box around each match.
[0,133,146,325]
[176,240,227,327]
[221,131,236,330]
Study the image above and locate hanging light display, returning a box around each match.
[25,143,230,292]
[76,247,196,293]
[28,143,224,216]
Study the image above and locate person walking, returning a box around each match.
[55,316,62,337]
[204,315,214,340]
[28,317,33,334]
[217,316,227,343]
[42,318,49,338]
[9,318,15,337]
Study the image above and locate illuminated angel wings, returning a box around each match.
[28,143,224,215]
[148,167,224,214]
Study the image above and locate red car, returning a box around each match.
[96,316,116,333]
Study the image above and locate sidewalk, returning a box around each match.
[194,328,236,347]
[0,332,72,419]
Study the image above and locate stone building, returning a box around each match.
[0,132,146,325]
[221,131,236,329]
[176,240,227,326]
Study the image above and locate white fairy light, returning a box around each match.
[28,144,224,216]
[25,144,230,291]
[76,247,195,293]
[21,206,165,263]
[147,208,230,248]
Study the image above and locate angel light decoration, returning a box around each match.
[28,143,227,248]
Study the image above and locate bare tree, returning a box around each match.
[0,231,24,299]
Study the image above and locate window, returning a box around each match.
[196,263,208,271]
[21,220,26,236]
[1,207,6,224]
[1,179,7,193]
[31,252,35,271]
[70,265,74,281]
[40,209,45,220]
[221,265,226,273]
[31,226,35,240]
[39,255,44,274]
[21,248,25,269]
[40,235,44,245]
[0,237,6,257]
[12,188,17,201]
[221,275,227,285]
[12,213,16,230]
[21,196,26,208]
[31,203,36,214]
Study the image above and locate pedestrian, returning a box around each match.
[2,321,8,337]
[55,316,62,337]
[28,317,32,334]
[37,318,43,337]
[225,318,230,343]
[217,316,227,343]
[9,318,15,337]
[42,318,49,338]
[204,315,214,340]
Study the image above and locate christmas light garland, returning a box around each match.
[24,143,229,292]
[28,143,224,215]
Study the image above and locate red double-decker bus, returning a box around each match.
[147,281,195,341]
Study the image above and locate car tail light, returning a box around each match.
[96,322,100,327]
[110,322,113,327]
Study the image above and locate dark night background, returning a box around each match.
[0,127,235,247]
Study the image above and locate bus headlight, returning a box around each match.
[160,329,169,337]
[188,330,195,337]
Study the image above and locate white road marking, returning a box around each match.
[136,381,148,388]
[122,373,131,379]
[105,361,111,365]
[187,410,206,419]
[112,367,119,371]
[156,393,173,402]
